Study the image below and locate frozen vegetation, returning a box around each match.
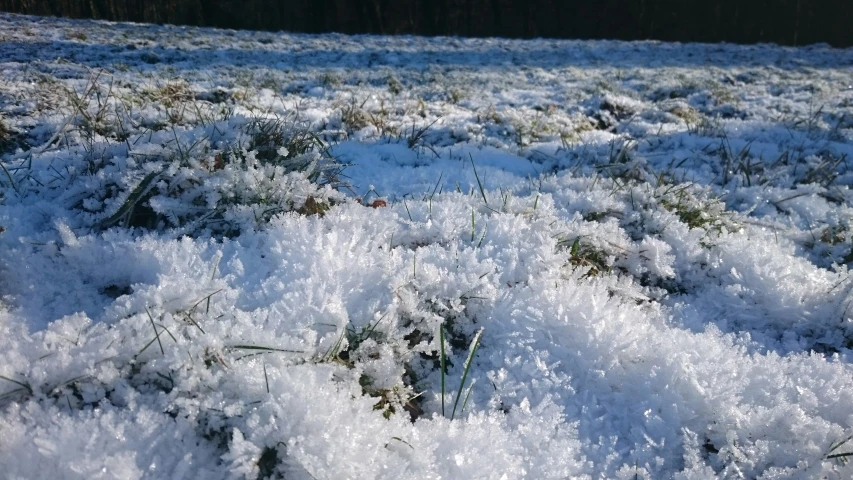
[1,12,852,479]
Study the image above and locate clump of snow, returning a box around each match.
[0,12,852,479]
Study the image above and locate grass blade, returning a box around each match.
[428,171,444,200]
[403,199,413,221]
[440,324,446,417]
[100,169,160,228]
[451,327,483,420]
[183,312,205,334]
[206,253,222,314]
[136,335,160,357]
[190,289,223,313]
[826,433,853,463]
[469,154,488,206]
[322,329,347,362]
[0,388,30,401]
[155,323,178,343]
[459,378,476,416]
[263,361,270,394]
[227,345,303,354]
[146,307,165,355]
[361,311,389,343]
[471,207,475,242]
[477,226,487,249]
[0,162,19,196]
[0,374,32,394]
[826,451,853,461]
[570,237,580,257]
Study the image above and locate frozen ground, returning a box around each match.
[0,13,852,479]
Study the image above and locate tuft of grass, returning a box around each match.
[713,133,755,185]
[387,76,403,95]
[320,72,342,88]
[813,221,853,265]
[406,118,440,152]
[556,236,612,278]
[66,30,87,41]
[317,310,426,422]
[155,81,194,124]
[660,198,714,230]
[659,193,729,233]
[446,87,466,104]
[802,152,848,188]
[243,115,333,172]
[318,313,388,365]
[64,70,117,139]
[64,107,345,236]
[340,97,371,130]
[687,115,724,137]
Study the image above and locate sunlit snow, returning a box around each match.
[0,13,852,479]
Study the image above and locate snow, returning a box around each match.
[0,12,852,479]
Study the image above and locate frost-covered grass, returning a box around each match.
[0,12,852,479]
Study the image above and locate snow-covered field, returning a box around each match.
[0,12,852,479]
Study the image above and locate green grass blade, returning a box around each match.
[471,207,475,242]
[826,451,853,461]
[206,253,222,314]
[362,311,389,343]
[459,378,476,416]
[824,432,853,458]
[451,328,483,420]
[322,329,347,362]
[227,345,303,354]
[263,361,270,394]
[440,324,446,417]
[469,154,488,206]
[100,169,160,228]
[477,226,487,249]
[403,199,413,221]
[428,171,444,200]
[570,237,580,257]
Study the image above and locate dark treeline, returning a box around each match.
[1,0,850,47]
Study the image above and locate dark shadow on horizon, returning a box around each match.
[3,38,851,73]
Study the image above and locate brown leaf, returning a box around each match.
[298,196,330,216]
